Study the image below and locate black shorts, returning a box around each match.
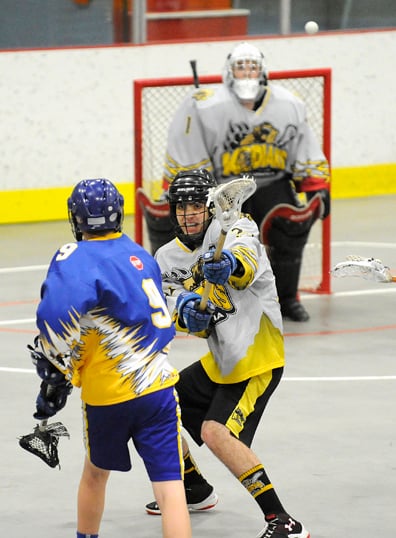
[176,361,283,447]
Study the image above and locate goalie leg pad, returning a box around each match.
[136,188,175,254]
[264,216,309,304]
[260,194,322,248]
[261,198,321,303]
[265,216,311,254]
[143,210,174,254]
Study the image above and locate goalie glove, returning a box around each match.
[28,336,66,386]
[202,249,238,285]
[176,291,215,333]
[34,379,73,420]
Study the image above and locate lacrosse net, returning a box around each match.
[208,176,257,234]
[19,421,70,469]
[200,176,256,310]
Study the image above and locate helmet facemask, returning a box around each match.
[168,169,216,249]
[223,42,268,103]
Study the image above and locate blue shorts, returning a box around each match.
[82,387,183,481]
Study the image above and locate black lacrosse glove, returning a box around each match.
[28,335,66,386]
[202,249,237,285]
[34,380,73,420]
[307,188,330,219]
[176,291,215,333]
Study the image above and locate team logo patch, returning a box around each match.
[130,256,143,270]
[231,407,246,426]
[192,88,215,102]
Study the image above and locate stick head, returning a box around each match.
[19,421,70,469]
[208,176,256,232]
[331,255,394,283]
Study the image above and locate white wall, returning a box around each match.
[0,29,394,191]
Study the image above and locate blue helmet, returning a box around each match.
[68,178,124,241]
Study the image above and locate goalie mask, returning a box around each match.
[223,41,268,103]
[68,178,124,241]
[168,169,217,249]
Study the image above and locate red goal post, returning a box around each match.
[134,68,332,294]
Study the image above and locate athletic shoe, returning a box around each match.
[281,300,310,322]
[145,483,218,515]
[256,513,310,538]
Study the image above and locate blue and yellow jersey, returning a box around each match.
[36,232,177,405]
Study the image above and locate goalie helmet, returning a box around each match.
[223,41,268,102]
[68,178,124,241]
[168,168,216,248]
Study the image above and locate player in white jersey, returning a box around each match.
[29,179,191,538]
[139,41,330,322]
[145,169,310,538]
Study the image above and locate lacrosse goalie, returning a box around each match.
[24,178,192,538]
[143,168,310,538]
[138,41,330,322]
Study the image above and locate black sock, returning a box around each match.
[239,464,285,517]
[183,450,207,486]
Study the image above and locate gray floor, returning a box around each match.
[1,196,395,537]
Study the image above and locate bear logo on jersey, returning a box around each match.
[221,120,298,178]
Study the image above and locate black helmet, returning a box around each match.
[168,168,217,248]
[68,178,124,241]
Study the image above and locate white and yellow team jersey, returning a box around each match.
[163,83,329,192]
[155,215,285,384]
[36,232,177,405]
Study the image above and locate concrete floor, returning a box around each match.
[1,195,395,537]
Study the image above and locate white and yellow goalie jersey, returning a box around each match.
[155,215,285,384]
[163,83,329,193]
[36,232,177,405]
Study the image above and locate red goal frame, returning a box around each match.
[134,68,331,294]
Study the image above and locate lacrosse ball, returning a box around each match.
[304,21,319,34]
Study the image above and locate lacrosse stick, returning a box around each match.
[331,255,396,283]
[200,176,257,310]
[19,385,70,469]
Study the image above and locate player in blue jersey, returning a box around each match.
[29,178,192,538]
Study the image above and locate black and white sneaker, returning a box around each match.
[256,513,310,538]
[145,483,218,515]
